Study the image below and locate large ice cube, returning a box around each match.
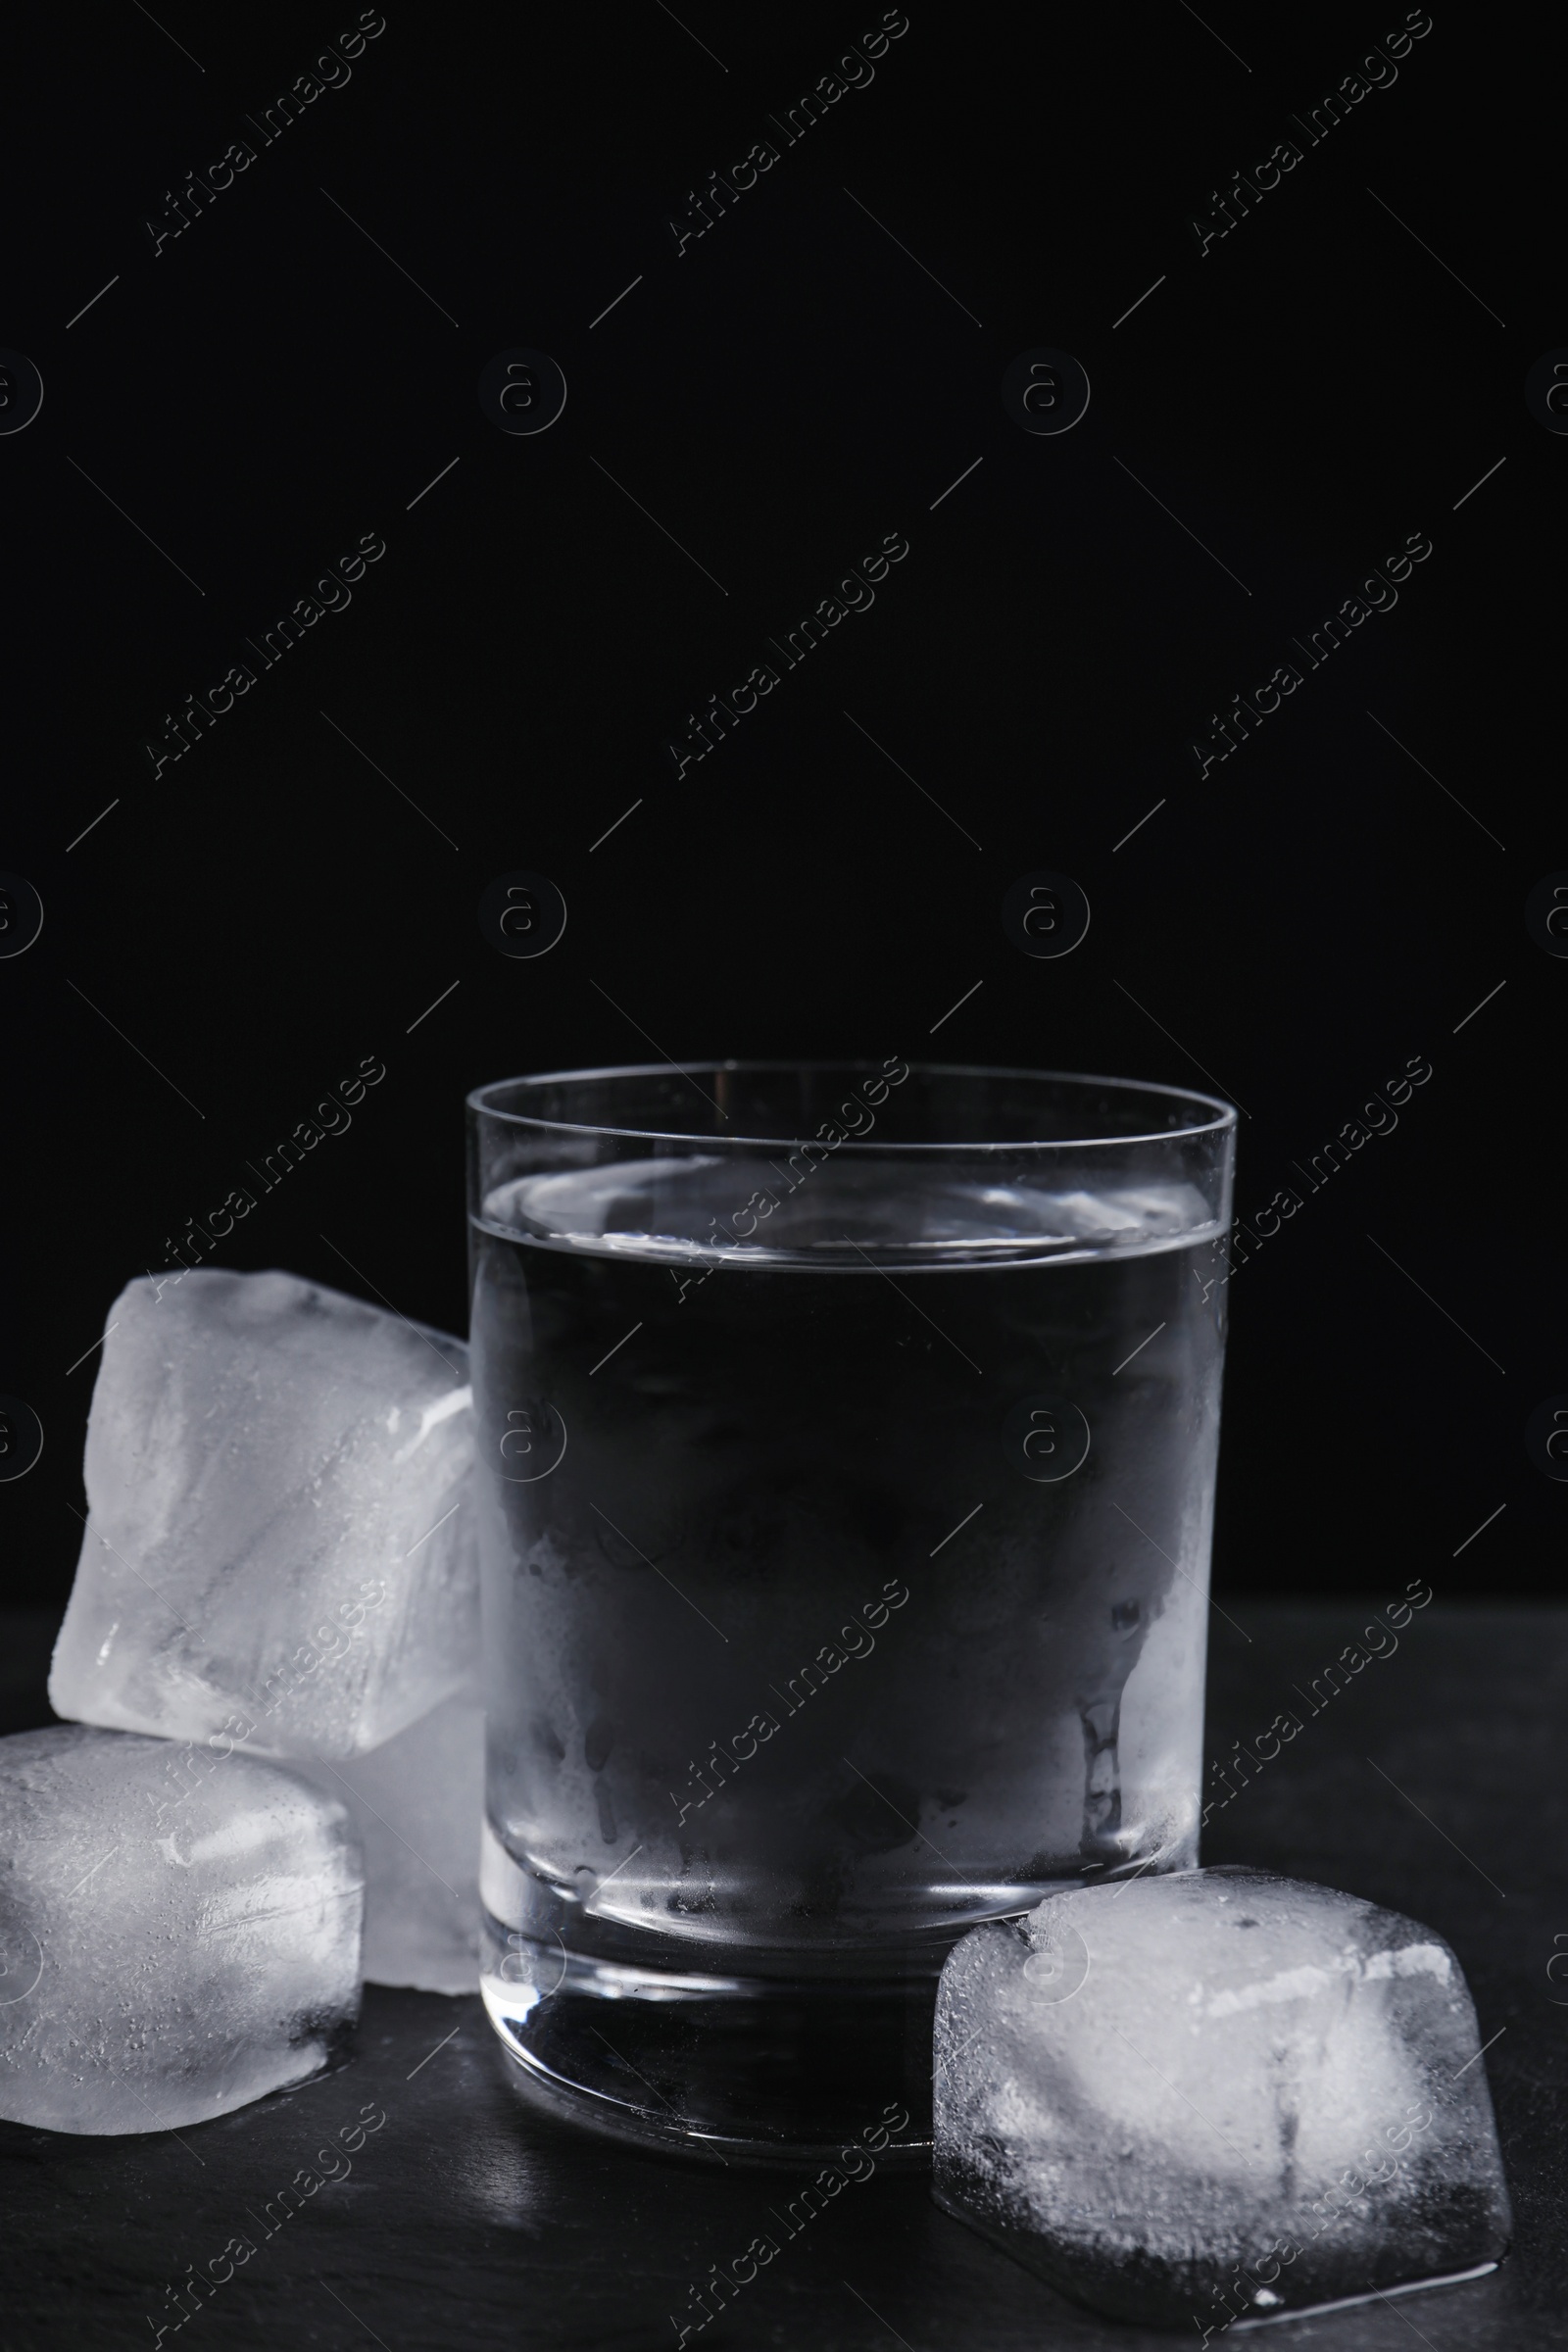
[49,1270,475,1758]
[933,1866,1511,2328]
[288,1694,483,1994]
[0,1725,363,2134]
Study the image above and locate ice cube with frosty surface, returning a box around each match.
[288,1693,483,1994]
[0,1725,363,2134]
[49,1269,475,1758]
[932,1865,1511,2328]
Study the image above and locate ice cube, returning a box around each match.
[932,1866,1511,2328]
[0,1725,363,2134]
[286,1694,483,1994]
[49,1270,476,1758]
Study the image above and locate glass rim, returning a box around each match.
[466,1060,1237,1152]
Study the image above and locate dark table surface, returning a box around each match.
[3,1601,1565,2352]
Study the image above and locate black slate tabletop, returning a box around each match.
[3,1601,1564,2352]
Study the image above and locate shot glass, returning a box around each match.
[468,1061,1236,2163]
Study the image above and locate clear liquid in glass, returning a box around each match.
[472,1157,1225,1968]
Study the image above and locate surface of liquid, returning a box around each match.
[485,1153,1218,1265]
[471,1159,1226,1954]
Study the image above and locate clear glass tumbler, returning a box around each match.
[468,1062,1235,2163]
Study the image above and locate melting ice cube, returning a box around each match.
[50,1270,475,1758]
[0,1725,362,2134]
[932,1866,1511,2327]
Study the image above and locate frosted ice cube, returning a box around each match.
[933,1866,1511,2328]
[49,1269,476,1758]
[0,1725,363,2134]
[287,1694,483,1994]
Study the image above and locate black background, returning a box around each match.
[2,0,1556,1609]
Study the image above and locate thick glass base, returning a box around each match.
[476,1828,1102,2164]
[481,1911,946,2167]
